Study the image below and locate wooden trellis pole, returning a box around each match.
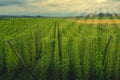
[7,40,38,80]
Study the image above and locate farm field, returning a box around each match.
[0,18,120,80]
[72,19,120,24]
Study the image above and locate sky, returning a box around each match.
[0,0,119,16]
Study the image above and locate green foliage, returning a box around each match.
[0,18,120,80]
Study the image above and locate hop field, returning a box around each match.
[0,18,120,80]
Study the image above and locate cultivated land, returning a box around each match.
[0,18,120,80]
[72,19,120,24]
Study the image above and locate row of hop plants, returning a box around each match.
[0,18,57,80]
